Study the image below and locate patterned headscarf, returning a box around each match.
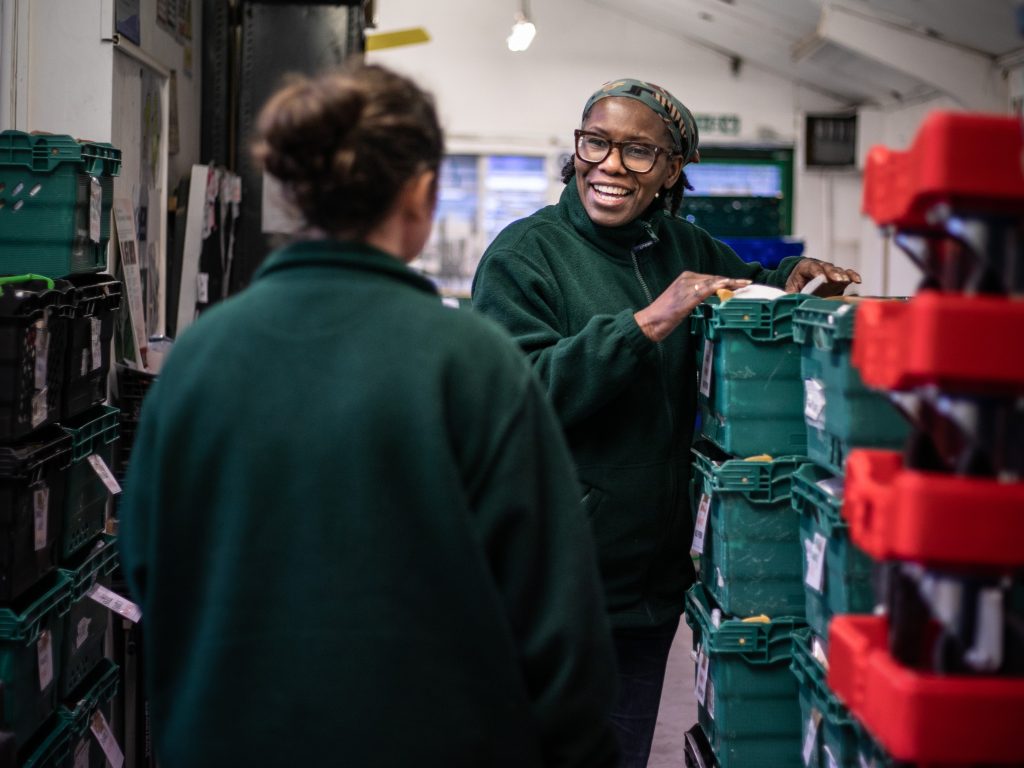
[583,78,700,164]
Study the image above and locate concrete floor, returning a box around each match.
[649,622,699,767]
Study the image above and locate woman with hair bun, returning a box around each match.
[119,63,618,768]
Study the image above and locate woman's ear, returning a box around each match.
[664,155,684,191]
[405,169,437,223]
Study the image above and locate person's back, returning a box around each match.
[118,63,619,768]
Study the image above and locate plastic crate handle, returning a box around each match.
[0,273,55,295]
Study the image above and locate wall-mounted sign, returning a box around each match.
[695,113,741,136]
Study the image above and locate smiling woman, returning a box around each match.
[472,76,861,768]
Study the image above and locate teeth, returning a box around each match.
[594,184,630,197]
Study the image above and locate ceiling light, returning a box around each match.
[507,1,536,52]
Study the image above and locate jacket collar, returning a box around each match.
[254,239,439,295]
[559,180,665,261]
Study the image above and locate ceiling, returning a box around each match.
[584,0,1024,107]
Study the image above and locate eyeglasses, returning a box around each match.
[573,130,673,174]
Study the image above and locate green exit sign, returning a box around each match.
[695,114,741,136]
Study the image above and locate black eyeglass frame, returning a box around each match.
[573,129,675,174]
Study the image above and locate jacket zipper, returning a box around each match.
[630,244,680,622]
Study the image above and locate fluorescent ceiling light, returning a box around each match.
[507,11,536,52]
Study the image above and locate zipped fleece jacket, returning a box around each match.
[472,183,798,629]
[118,240,619,768]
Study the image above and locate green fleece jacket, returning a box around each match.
[472,183,798,629]
[118,240,618,767]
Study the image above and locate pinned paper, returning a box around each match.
[802,708,822,765]
[804,378,826,428]
[33,487,48,551]
[89,177,102,243]
[86,583,141,623]
[691,493,711,555]
[694,646,710,705]
[90,710,124,768]
[805,533,827,593]
[37,630,54,690]
[88,454,122,495]
[699,340,714,397]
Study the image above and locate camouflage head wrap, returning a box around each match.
[583,78,700,164]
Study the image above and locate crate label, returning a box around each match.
[699,340,714,397]
[804,378,826,428]
[706,678,715,720]
[91,317,103,371]
[73,738,89,768]
[31,388,48,428]
[88,454,123,495]
[857,753,875,768]
[690,493,711,555]
[802,708,821,766]
[37,629,54,691]
[716,566,725,589]
[89,177,102,243]
[197,272,209,303]
[90,709,124,768]
[87,583,142,623]
[81,349,89,377]
[33,486,49,551]
[33,319,49,390]
[805,532,827,593]
[694,646,710,705]
[824,745,839,768]
[76,616,92,649]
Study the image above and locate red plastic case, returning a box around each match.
[862,112,1024,229]
[843,449,1024,567]
[852,292,1024,393]
[828,614,1024,765]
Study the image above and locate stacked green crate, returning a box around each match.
[691,445,806,618]
[791,298,907,474]
[0,131,121,278]
[0,574,72,750]
[687,583,804,768]
[59,406,119,562]
[691,294,808,458]
[790,464,875,645]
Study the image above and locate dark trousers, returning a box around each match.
[610,618,680,768]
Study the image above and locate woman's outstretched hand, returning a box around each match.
[785,258,862,297]
[634,272,752,342]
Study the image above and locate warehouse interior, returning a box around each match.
[1,1,1022,766]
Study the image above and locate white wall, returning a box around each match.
[369,0,848,285]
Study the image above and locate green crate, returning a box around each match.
[685,583,804,768]
[0,275,75,442]
[0,131,121,277]
[792,298,908,474]
[691,295,808,457]
[0,573,72,749]
[17,714,71,768]
[57,535,117,698]
[790,628,861,768]
[692,444,806,618]
[58,658,119,768]
[791,463,876,643]
[59,406,119,562]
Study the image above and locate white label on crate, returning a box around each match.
[89,177,102,244]
[802,708,822,766]
[197,272,209,303]
[699,339,714,397]
[716,566,725,589]
[34,486,49,551]
[804,378,827,429]
[76,616,92,649]
[812,635,830,670]
[694,646,710,706]
[88,454,122,495]
[90,317,103,371]
[37,629,54,691]
[706,678,715,721]
[86,583,142,623]
[690,493,712,555]
[34,319,49,390]
[824,745,839,768]
[73,738,89,768]
[81,349,89,377]
[31,388,48,427]
[90,709,124,768]
[805,533,827,593]
[858,753,874,768]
